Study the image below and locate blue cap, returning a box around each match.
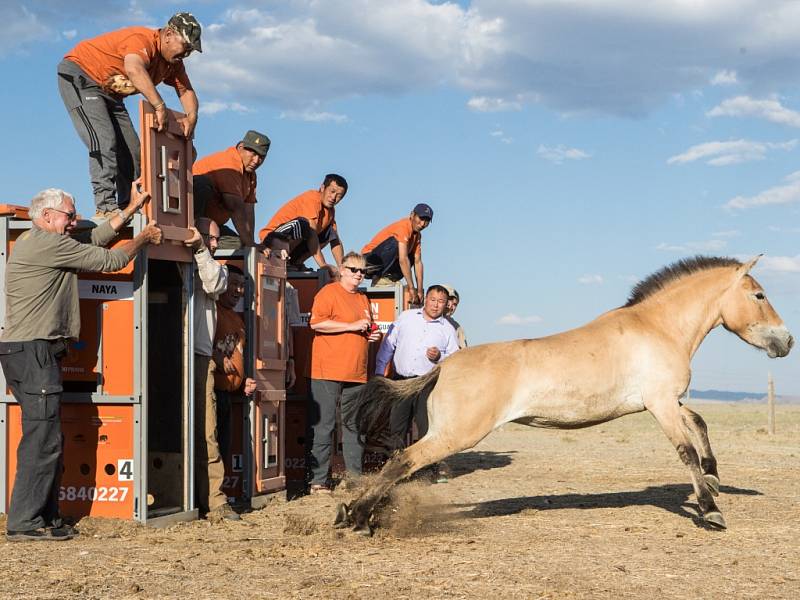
[413,203,433,220]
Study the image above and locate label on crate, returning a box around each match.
[58,485,130,502]
[231,454,243,473]
[78,280,134,300]
[118,459,134,481]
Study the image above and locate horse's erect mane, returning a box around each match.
[624,255,742,307]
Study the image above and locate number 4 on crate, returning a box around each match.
[118,459,134,481]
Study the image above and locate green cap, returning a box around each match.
[240,130,271,157]
[168,12,202,53]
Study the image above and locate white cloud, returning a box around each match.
[9,1,800,117]
[280,109,349,123]
[199,101,253,116]
[490,129,513,144]
[710,70,738,85]
[712,230,740,238]
[578,274,604,285]
[667,139,797,167]
[0,5,50,57]
[467,96,522,112]
[656,239,728,253]
[62,29,77,40]
[725,171,800,210]
[497,313,543,325]
[537,144,591,164]
[708,96,800,128]
[756,255,800,273]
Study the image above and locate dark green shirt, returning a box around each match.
[2,221,129,341]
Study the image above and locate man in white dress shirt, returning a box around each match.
[374,284,459,449]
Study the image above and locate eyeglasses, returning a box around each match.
[344,265,367,275]
[49,208,77,221]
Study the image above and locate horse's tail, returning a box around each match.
[347,367,441,450]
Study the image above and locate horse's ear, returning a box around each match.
[737,255,762,277]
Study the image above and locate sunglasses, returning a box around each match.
[344,265,367,275]
[50,208,77,221]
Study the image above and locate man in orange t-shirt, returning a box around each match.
[194,131,270,250]
[57,13,201,215]
[362,203,432,305]
[259,174,348,276]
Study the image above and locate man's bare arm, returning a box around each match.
[177,89,199,138]
[123,53,168,131]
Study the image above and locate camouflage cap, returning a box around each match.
[168,12,202,53]
[240,130,271,157]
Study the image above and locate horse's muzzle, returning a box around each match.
[766,331,793,358]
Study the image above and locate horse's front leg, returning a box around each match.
[646,396,726,529]
[680,403,720,496]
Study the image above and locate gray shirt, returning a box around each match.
[2,221,129,342]
[192,246,227,357]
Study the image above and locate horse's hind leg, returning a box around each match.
[647,399,726,529]
[680,404,720,496]
[343,432,482,535]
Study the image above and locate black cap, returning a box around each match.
[240,130,271,158]
[413,203,433,220]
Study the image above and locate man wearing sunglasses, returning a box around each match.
[362,203,433,305]
[57,12,202,217]
[0,185,162,542]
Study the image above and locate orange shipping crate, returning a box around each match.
[5,403,136,520]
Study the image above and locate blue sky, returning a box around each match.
[2,0,800,394]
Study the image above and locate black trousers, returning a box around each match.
[365,237,404,283]
[0,339,67,531]
[388,374,430,450]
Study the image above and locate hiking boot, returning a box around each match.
[6,527,74,542]
[208,503,241,522]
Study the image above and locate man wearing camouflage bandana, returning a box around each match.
[57,13,202,216]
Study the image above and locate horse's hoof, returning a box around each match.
[704,511,727,529]
[333,503,350,529]
[352,522,373,537]
[704,474,720,497]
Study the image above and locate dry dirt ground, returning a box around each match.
[1,402,798,599]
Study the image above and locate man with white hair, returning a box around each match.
[57,12,202,215]
[0,185,161,542]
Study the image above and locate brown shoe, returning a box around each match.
[208,503,241,522]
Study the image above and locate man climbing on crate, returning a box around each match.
[183,218,240,522]
[0,184,161,542]
[258,174,348,276]
[361,204,433,306]
[57,12,202,217]
[193,131,270,250]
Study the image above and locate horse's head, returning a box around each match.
[720,256,794,358]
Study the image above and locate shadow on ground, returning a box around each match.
[451,483,761,529]
[444,450,516,479]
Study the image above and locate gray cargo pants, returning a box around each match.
[57,59,140,213]
[0,339,67,532]
[307,379,364,485]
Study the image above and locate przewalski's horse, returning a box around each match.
[336,256,793,535]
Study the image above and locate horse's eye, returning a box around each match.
[755,292,765,300]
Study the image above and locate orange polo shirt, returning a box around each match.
[361,218,421,258]
[309,283,370,383]
[259,190,337,242]
[64,27,191,98]
[193,147,257,226]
